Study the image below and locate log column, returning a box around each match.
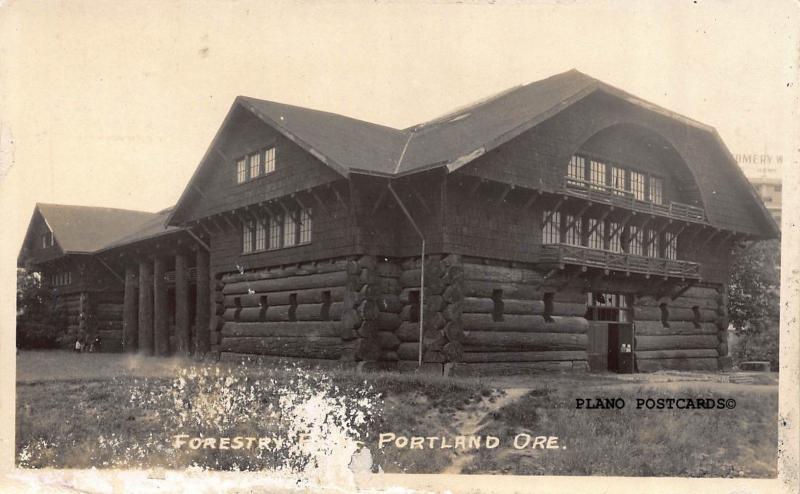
[123,265,138,352]
[154,256,170,356]
[195,248,210,355]
[138,259,154,355]
[174,252,190,356]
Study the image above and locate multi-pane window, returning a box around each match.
[585,292,631,322]
[542,211,561,244]
[567,155,585,184]
[589,160,606,189]
[630,171,646,201]
[645,228,659,258]
[254,219,267,251]
[564,214,582,246]
[299,209,313,244]
[242,207,312,253]
[269,215,282,250]
[664,231,677,260]
[608,222,622,253]
[628,225,644,256]
[242,220,255,254]
[249,152,261,179]
[50,271,72,287]
[649,176,664,204]
[236,158,247,184]
[588,218,604,250]
[236,146,276,183]
[567,154,666,205]
[283,211,297,247]
[264,147,276,174]
[611,166,626,193]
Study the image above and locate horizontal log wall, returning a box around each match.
[217,256,385,363]
[438,256,589,375]
[633,284,727,372]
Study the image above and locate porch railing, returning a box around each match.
[563,178,706,223]
[539,243,701,279]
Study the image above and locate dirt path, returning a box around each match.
[442,388,530,474]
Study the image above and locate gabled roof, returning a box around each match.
[167,69,778,238]
[96,207,182,253]
[34,203,162,254]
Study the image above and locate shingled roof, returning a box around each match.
[166,69,779,239]
[34,203,163,254]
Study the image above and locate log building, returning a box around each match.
[18,70,778,374]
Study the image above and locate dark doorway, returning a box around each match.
[607,323,635,373]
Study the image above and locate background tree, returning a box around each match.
[16,267,63,349]
[727,239,780,369]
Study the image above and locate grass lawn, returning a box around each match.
[16,350,778,477]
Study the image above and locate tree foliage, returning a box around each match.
[727,239,780,368]
[16,268,63,349]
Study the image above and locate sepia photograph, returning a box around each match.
[0,1,798,493]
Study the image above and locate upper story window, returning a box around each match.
[587,218,604,250]
[248,152,261,178]
[567,154,667,206]
[568,155,585,183]
[50,271,72,287]
[628,225,644,256]
[564,214,582,246]
[664,231,678,260]
[264,147,276,174]
[630,171,646,201]
[542,210,560,244]
[236,146,276,184]
[608,222,622,253]
[611,166,626,194]
[41,232,53,249]
[649,176,664,204]
[242,206,313,254]
[236,158,247,184]
[589,160,606,189]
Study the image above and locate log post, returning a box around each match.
[138,259,154,355]
[195,248,211,355]
[175,252,190,356]
[123,265,138,353]
[153,256,170,357]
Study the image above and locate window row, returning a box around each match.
[236,146,276,184]
[567,155,664,204]
[542,211,678,259]
[242,208,312,254]
[50,271,72,287]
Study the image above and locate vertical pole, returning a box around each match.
[195,248,210,355]
[138,259,154,355]
[418,240,425,367]
[123,265,138,353]
[153,256,169,357]
[175,252,190,357]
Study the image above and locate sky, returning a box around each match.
[0,0,798,254]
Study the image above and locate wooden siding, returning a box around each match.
[456,90,766,236]
[173,105,344,225]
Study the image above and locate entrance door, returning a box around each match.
[607,323,635,373]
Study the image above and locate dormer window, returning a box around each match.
[235,146,276,184]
